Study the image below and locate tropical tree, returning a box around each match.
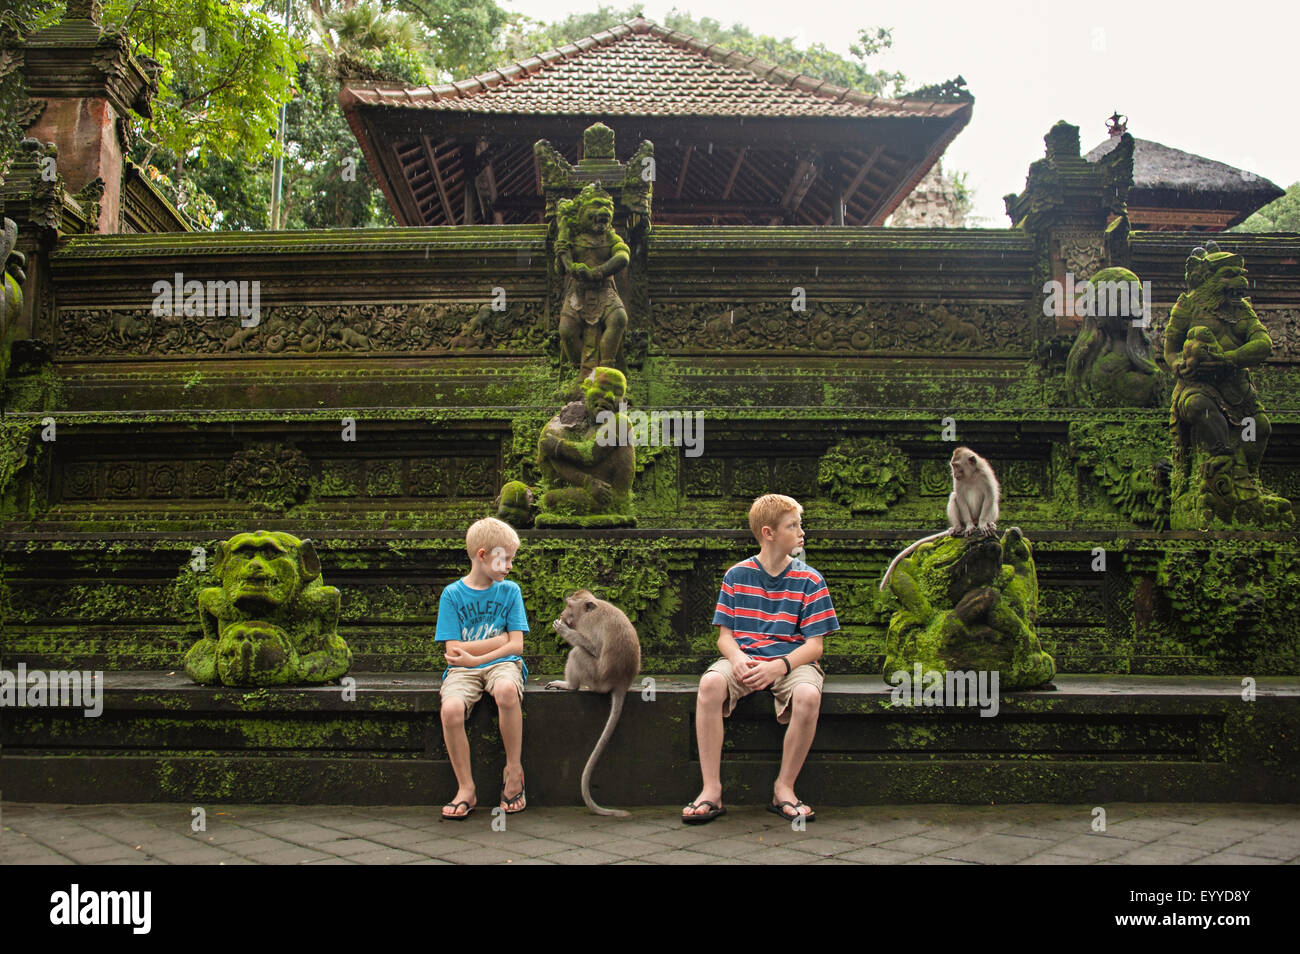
[497,5,907,95]
[1234,183,1300,233]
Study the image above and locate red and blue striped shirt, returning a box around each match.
[712,556,839,658]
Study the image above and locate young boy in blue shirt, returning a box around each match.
[683,494,839,824]
[436,517,529,819]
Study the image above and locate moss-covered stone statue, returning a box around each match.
[1164,243,1292,529]
[497,367,635,529]
[555,184,630,383]
[1,218,26,384]
[1064,266,1163,407]
[185,530,351,686]
[882,528,1055,690]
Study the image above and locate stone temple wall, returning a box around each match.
[2,218,1298,677]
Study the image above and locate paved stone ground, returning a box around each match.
[3,801,1299,865]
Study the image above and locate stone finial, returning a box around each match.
[1044,120,1080,160]
[583,122,616,161]
[64,0,103,24]
[1106,111,1127,137]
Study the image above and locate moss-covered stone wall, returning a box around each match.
[2,226,1297,677]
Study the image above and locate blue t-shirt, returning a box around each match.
[712,556,839,658]
[435,578,530,682]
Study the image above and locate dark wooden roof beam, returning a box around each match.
[842,146,885,203]
[781,157,819,215]
[722,144,754,198]
[674,145,694,200]
[420,135,457,225]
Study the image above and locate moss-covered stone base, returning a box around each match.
[3,673,1296,804]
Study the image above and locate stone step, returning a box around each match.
[3,673,1296,804]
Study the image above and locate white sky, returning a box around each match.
[501,0,1300,224]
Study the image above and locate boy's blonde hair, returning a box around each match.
[748,494,802,543]
[466,517,520,559]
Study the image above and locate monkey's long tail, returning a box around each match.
[581,689,628,817]
[879,530,951,591]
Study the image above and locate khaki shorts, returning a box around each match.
[439,659,525,716]
[704,658,824,725]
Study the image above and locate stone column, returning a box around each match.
[1005,121,1133,335]
[16,0,158,234]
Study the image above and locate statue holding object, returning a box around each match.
[1164,243,1292,529]
[555,184,630,383]
[497,367,636,529]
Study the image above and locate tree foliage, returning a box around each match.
[1233,183,1300,233]
[0,1,973,229]
[496,5,906,95]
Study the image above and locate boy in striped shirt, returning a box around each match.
[683,494,839,824]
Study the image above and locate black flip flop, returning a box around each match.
[441,800,475,821]
[501,788,527,814]
[768,800,816,823]
[682,800,726,825]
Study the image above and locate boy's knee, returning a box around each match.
[790,683,820,717]
[492,681,521,707]
[440,698,466,725]
[698,672,727,706]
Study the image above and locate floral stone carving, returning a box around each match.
[817,437,908,514]
[226,443,310,511]
[185,530,350,686]
[882,528,1055,690]
[1164,243,1292,529]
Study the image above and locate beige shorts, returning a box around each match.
[704,658,824,724]
[439,659,525,716]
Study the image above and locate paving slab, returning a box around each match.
[4,801,1298,865]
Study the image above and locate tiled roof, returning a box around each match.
[341,17,965,120]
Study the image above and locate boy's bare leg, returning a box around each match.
[772,684,820,815]
[684,672,727,816]
[493,680,525,809]
[440,699,476,817]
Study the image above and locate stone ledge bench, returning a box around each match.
[3,673,1297,804]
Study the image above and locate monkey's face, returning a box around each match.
[562,589,598,627]
[951,449,978,483]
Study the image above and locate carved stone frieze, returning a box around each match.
[681,454,817,500]
[653,300,1028,352]
[919,456,1045,497]
[56,301,545,356]
[1257,308,1300,362]
[226,442,311,510]
[1056,229,1106,280]
[57,449,499,503]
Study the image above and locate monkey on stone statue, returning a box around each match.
[547,589,642,817]
[879,447,1001,591]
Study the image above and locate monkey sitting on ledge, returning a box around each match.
[547,589,642,817]
[880,447,1000,591]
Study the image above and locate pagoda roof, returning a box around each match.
[341,18,965,122]
[1086,135,1283,229]
[340,17,972,227]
